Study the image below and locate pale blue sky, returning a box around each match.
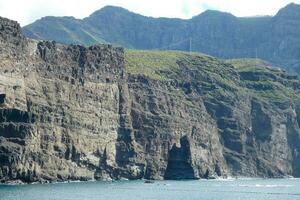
[0,0,299,26]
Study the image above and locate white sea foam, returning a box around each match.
[239,184,293,188]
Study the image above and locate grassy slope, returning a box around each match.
[227,59,300,102]
[125,50,300,103]
[23,17,107,46]
[125,50,185,80]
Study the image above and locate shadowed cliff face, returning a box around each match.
[1,17,300,183]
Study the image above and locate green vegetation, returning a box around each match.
[228,59,300,102]
[226,58,272,71]
[125,50,300,104]
[23,17,106,46]
[125,50,188,80]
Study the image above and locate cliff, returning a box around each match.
[1,17,300,183]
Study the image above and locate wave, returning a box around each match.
[239,184,293,188]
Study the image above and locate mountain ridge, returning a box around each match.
[22,3,300,74]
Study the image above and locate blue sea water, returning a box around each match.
[0,178,300,200]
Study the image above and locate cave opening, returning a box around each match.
[0,93,6,104]
[164,136,195,180]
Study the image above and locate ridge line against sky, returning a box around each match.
[0,0,299,26]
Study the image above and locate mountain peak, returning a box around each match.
[275,2,300,19]
[192,9,236,21]
[89,5,132,17]
[100,5,129,12]
[285,2,300,8]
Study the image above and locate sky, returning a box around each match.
[0,0,299,26]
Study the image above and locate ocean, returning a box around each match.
[1,178,300,200]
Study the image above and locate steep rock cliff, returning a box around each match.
[1,17,300,183]
[125,51,300,178]
[0,17,226,182]
[0,17,127,182]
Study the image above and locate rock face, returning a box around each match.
[1,17,300,183]
[23,3,300,74]
[0,17,128,182]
